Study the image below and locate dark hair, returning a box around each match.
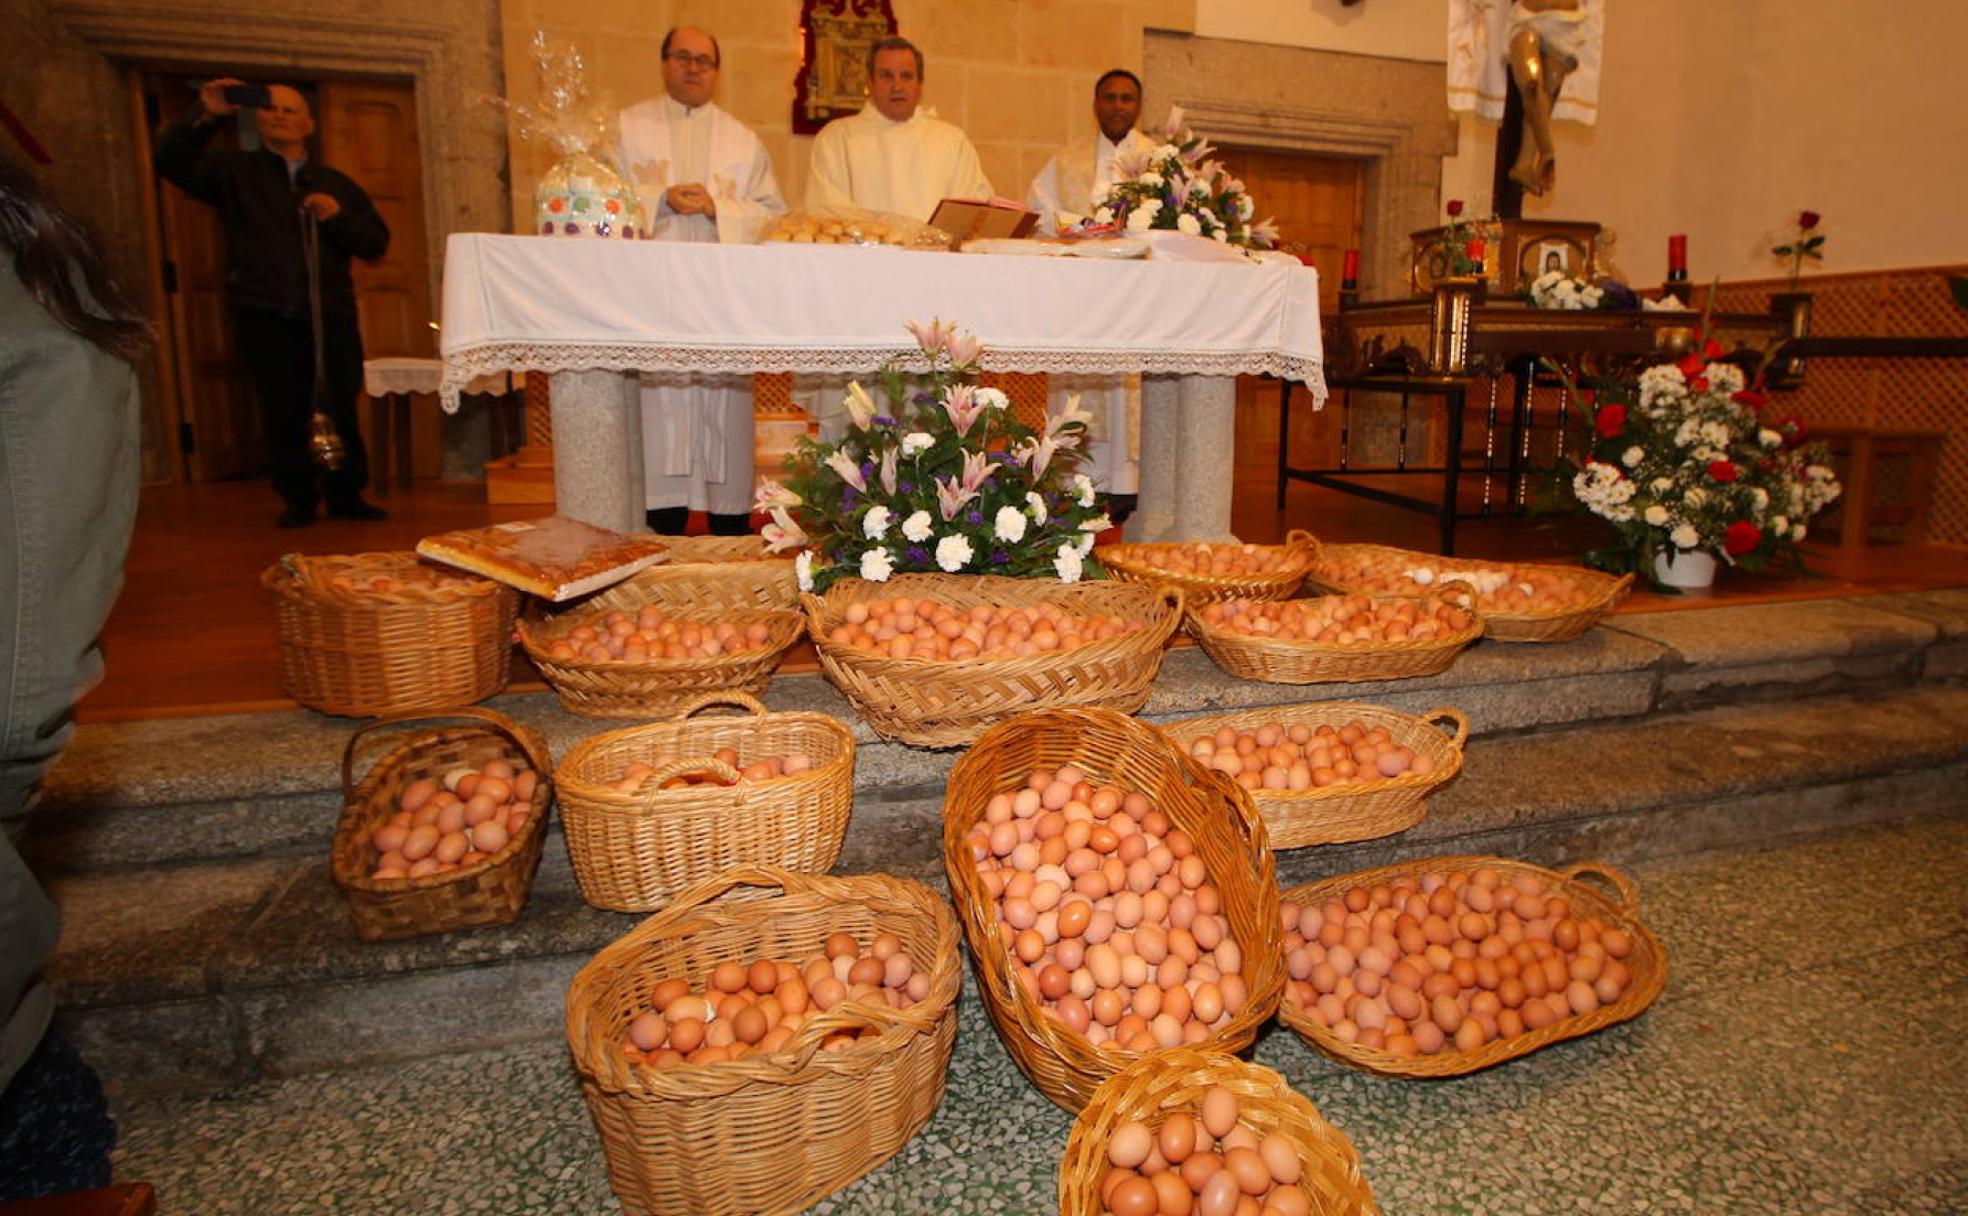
[1094,69,1142,97]
[0,154,150,363]
[866,36,924,81]
[661,26,721,67]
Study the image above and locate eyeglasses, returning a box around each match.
[665,51,719,71]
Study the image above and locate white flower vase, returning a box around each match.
[1652,549,1717,590]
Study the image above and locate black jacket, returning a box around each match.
[155,109,389,318]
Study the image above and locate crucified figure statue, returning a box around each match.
[1506,0,1586,196]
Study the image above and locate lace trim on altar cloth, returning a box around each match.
[438,344,1327,411]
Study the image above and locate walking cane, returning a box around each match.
[301,202,347,470]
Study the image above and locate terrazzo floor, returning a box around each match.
[108,811,1968,1215]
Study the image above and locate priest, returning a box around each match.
[617,26,786,534]
[804,36,991,221]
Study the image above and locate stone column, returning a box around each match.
[548,369,641,533]
[1126,374,1182,542]
[1171,375,1237,541]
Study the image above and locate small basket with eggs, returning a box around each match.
[564,865,961,1216]
[1304,543,1632,644]
[1277,855,1668,1077]
[1093,530,1319,606]
[552,693,855,912]
[263,551,518,717]
[1184,589,1484,685]
[942,706,1285,1113]
[1059,1047,1380,1216]
[329,706,553,941]
[593,533,799,613]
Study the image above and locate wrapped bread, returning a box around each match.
[416,516,667,601]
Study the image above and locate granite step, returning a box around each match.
[29,591,1968,875]
[45,680,1968,1095]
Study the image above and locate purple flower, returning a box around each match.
[989,552,1010,565]
[860,459,876,477]
[967,510,984,525]
[899,481,914,493]
[906,546,929,565]
[913,391,934,406]
[873,415,897,427]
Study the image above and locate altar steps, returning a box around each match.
[29,592,1968,1093]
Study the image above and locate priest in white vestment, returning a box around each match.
[617,26,787,533]
[804,37,992,222]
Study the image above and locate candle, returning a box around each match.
[1668,234,1688,273]
[1341,248,1360,285]
[1465,237,1486,263]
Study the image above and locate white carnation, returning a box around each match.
[1125,206,1156,231]
[795,550,815,592]
[1136,170,1164,187]
[1759,428,1783,448]
[1706,364,1746,394]
[1077,533,1097,556]
[1054,541,1084,583]
[975,388,1009,410]
[900,510,933,543]
[1644,505,1669,526]
[859,547,894,582]
[1622,446,1645,468]
[1073,474,1097,508]
[1791,524,1807,541]
[1771,515,1790,534]
[862,505,893,540]
[1026,491,1048,526]
[1651,477,1676,493]
[901,432,934,454]
[1079,514,1113,533]
[1176,212,1202,236]
[1670,523,1700,550]
[935,533,973,572]
[993,505,1028,544]
[1751,487,1769,510]
[1683,487,1708,508]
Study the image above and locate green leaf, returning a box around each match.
[1801,235,1826,251]
[1771,244,1793,257]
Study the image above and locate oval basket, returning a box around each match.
[329,707,553,941]
[1183,590,1484,685]
[552,693,855,912]
[1058,1047,1380,1216]
[263,552,517,717]
[1160,704,1468,850]
[942,707,1284,1113]
[518,600,804,720]
[1277,856,1669,1077]
[801,573,1183,749]
[593,534,799,612]
[1304,542,1633,644]
[565,866,961,1216]
[1093,529,1318,606]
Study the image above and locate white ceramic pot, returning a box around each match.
[1652,548,1717,589]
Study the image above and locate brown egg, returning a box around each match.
[1197,1170,1241,1216]
[627,1012,666,1051]
[1109,1175,1160,1216]
[848,956,886,987]
[1157,1112,1198,1164]
[1223,1146,1270,1195]
[712,961,749,994]
[1108,1120,1154,1169]
[731,1005,768,1046]
[1201,1085,1240,1140]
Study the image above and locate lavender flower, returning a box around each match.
[967,510,985,525]
[990,552,1010,565]
[899,481,914,493]
[906,546,930,565]
[873,415,897,428]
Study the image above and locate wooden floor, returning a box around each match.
[80,454,1968,722]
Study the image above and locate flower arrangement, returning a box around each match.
[1527,269,1605,310]
[1770,210,1825,291]
[1566,338,1841,584]
[1085,107,1277,248]
[1427,198,1493,279]
[760,322,1112,593]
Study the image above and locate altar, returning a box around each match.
[438,234,1326,540]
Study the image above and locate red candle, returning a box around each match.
[1341,248,1360,284]
[1668,234,1688,273]
[1465,237,1486,263]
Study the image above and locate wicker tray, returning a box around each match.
[593,535,799,612]
[801,573,1183,749]
[942,707,1284,1113]
[264,552,517,717]
[1278,856,1668,1077]
[553,693,855,912]
[1058,1047,1380,1216]
[1184,590,1484,685]
[518,600,804,720]
[1160,704,1468,849]
[1304,542,1633,644]
[330,707,553,941]
[565,866,961,1216]
[1094,529,1318,606]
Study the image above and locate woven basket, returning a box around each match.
[1058,1047,1380,1216]
[518,600,804,720]
[594,535,799,612]
[1094,529,1318,606]
[1160,704,1467,850]
[942,707,1284,1113]
[329,707,553,941]
[802,574,1183,749]
[553,693,855,912]
[565,866,961,1216]
[263,552,517,717]
[1304,543,1633,644]
[1278,856,1668,1077]
[1183,590,1484,685]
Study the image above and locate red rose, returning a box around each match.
[1774,415,1806,446]
[1724,521,1763,556]
[1594,403,1627,438]
[1708,460,1738,483]
[1702,338,1726,361]
[1447,199,1465,218]
[1732,389,1768,410]
[1799,210,1821,229]
[1677,353,1705,378]
[1691,376,1709,392]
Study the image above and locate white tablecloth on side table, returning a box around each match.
[438,233,1324,538]
[364,356,511,399]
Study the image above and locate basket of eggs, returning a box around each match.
[564,865,961,1216]
[593,534,799,613]
[801,573,1183,748]
[263,551,518,717]
[1186,590,1483,685]
[1304,543,1632,644]
[943,706,1285,1113]
[1093,530,1319,606]
[1160,705,1468,849]
[1059,1048,1379,1216]
[1277,856,1668,1077]
[329,707,553,941]
[552,693,855,912]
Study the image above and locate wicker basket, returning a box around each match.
[1160,704,1467,850]
[1094,529,1318,606]
[593,535,799,612]
[802,574,1183,749]
[942,707,1284,1113]
[1278,856,1668,1077]
[1183,590,1484,685]
[1058,1047,1380,1216]
[329,707,553,941]
[518,599,804,720]
[263,552,517,717]
[1304,543,1633,644]
[552,693,855,912]
[565,866,961,1216]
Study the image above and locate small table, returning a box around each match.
[1808,425,1945,547]
[361,358,513,494]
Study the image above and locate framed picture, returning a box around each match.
[794,0,898,135]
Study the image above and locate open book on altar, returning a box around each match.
[928,196,1040,242]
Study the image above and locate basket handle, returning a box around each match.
[798,590,831,631]
[1420,707,1470,750]
[1284,529,1321,560]
[633,757,744,792]
[339,707,547,804]
[670,692,768,721]
[774,994,921,1066]
[656,863,825,920]
[1557,861,1640,915]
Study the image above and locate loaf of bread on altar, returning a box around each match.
[759,205,952,249]
[416,516,668,601]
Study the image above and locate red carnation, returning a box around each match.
[1708,460,1738,482]
[1447,199,1465,218]
[1799,210,1821,229]
[1702,338,1726,361]
[1724,520,1763,556]
[1774,414,1806,446]
[1594,403,1627,438]
[1732,389,1768,410]
[1677,353,1705,378]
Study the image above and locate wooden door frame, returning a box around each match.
[124,71,191,482]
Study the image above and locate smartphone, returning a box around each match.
[222,84,274,110]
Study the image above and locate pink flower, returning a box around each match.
[823,449,866,493]
[942,384,987,438]
[878,447,898,496]
[934,475,978,522]
[959,449,997,494]
[760,507,806,553]
[946,330,983,367]
[904,319,955,358]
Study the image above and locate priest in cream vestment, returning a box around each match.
[617,26,786,533]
